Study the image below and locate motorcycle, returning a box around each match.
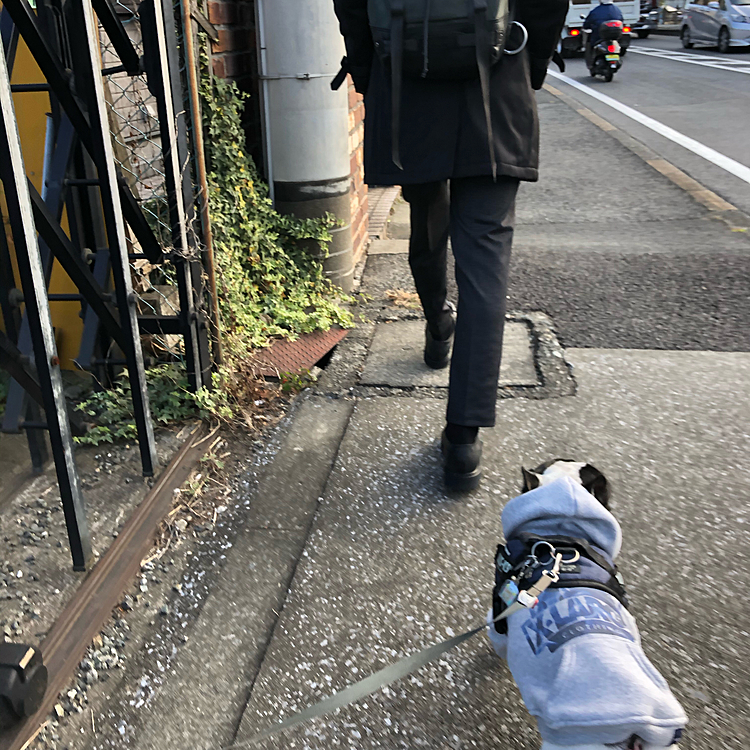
[584,20,625,82]
[561,18,631,58]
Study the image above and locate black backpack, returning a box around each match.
[368,0,528,175]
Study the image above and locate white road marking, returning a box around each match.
[547,70,750,185]
[630,46,750,75]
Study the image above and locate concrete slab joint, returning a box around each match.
[355,311,575,401]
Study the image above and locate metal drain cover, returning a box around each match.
[255,328,349,377]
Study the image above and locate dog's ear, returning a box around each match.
[521,467,540,493]
[531,459,558,476]
[579,463,610,508]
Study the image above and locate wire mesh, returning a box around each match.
[99,0,186,361]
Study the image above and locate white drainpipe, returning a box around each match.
[255,0,354,291]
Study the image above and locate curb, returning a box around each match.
[367,186,401,240]
[543,82,750,234]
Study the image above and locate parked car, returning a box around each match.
[633,0,659,37]
[632,8,659,36]
[681,0,750,51]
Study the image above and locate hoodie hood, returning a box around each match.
[501,476,622,559]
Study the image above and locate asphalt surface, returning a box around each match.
[237,350,750,750]
[549,34,750,214]
[28,41,750,750]
[508,88,750,352]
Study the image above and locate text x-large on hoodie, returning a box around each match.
[488,476,687,747]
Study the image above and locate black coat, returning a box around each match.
[333,0,570,185]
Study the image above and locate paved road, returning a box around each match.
[549,34,750,213]
[501,39,750,354]
[42,43,750,750]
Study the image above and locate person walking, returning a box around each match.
[332,0,569,491]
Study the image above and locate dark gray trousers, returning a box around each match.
[402,176,518,427]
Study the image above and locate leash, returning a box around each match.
[225,553,563,749]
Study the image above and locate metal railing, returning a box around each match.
[0,0,215,569]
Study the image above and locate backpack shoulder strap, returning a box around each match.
[390,0,404,170]
[472,0,497,179]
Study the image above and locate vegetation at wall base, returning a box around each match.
[73,362,309,446]
[73,71,355,446]
[201,75,354,356]
[74,365,202,445]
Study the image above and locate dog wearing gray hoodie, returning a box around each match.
[487,460,687,750]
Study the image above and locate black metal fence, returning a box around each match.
[0,0,215,569]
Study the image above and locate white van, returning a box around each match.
[560,0,640,56]
[681,0,750,51]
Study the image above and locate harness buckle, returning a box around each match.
[517,553,563,609]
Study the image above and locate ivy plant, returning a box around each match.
[74,365,200,445]
[201,76,354,356]
[74,73,356,446]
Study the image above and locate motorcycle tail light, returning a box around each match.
[623,25,631,33]
[608,44,618,53]
[570,28,581,36]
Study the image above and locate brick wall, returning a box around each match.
[347,79,369,265]
[206,3,368,262]
[207,0,262,161]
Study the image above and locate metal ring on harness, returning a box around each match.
[559,548,581,564]
[503,21,528,56]
[530,540,556,562]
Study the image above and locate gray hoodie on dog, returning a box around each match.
[488,476,687,747]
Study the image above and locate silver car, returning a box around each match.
[681,0,750,51]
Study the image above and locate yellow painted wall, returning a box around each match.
[1,33,83,368]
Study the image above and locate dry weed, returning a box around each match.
[385,288,421,310]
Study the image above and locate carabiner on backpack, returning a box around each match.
[503,20,528,55]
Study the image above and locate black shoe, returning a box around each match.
[424,303,456,370]
[441,428,482,491]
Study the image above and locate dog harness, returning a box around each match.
[492,532,629,635]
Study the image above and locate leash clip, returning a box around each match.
[517,553,563,608]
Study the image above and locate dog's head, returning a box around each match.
[521,459,610,508]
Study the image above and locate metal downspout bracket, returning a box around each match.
[0,45,92,570]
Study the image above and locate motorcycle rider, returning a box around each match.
[583,0,624,67]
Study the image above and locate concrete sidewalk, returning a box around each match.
[53,90,750,750]
[230,91,749,749]
[237,350,749,750]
